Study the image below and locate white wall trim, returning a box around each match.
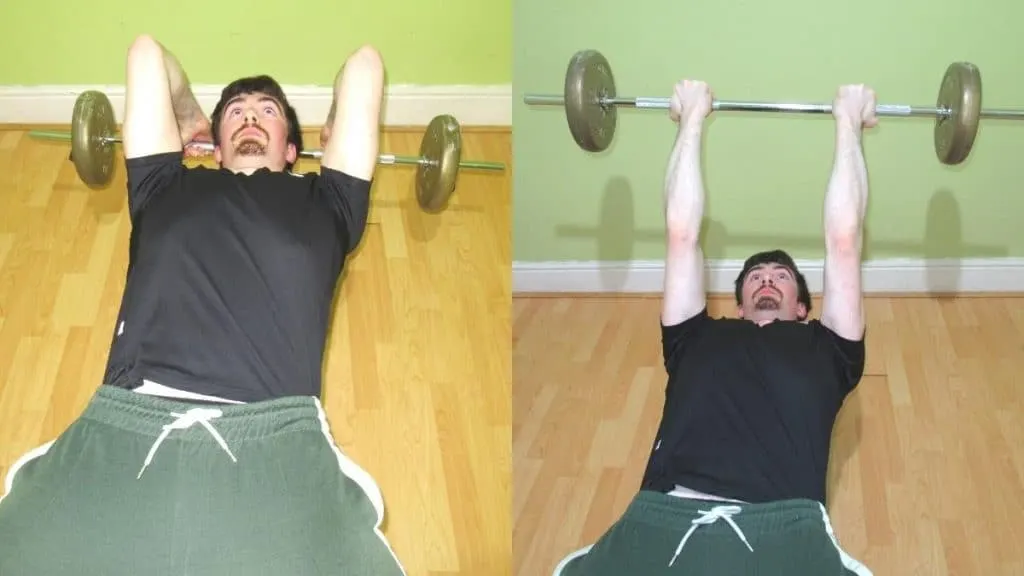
[0,84,511,127]
[512,258,1024,294]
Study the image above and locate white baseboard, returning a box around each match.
[0,84,511,127]
[512,258,1024,294]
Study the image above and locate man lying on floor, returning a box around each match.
[0,35,406,576]
[553,78,875,576]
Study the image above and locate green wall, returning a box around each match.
[513,0,1024,262]
[0,0,511,85]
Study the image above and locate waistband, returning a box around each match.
[80,384,324,442]
[629,490,825,532]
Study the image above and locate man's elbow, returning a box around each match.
[666,218,701,246]
[824,228,862,254]
[350,44,384,71]
[336,45,385,89]
[127,34,164,68]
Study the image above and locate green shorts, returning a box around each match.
[554,490,871,576]
[0,385,406,576]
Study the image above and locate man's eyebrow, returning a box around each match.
[225,96,282,110]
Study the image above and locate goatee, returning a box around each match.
[236,140,266,156]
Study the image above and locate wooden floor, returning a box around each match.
[514,295,1024,576]
[0,126,511,576]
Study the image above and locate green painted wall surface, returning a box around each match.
[513,0,1024,262]
[0,0,511,85]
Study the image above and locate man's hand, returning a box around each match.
[320,98,334,149]
[669,80,713,127]
[320,98,335,148]
[832,84,878,132]
[181,115,212,158]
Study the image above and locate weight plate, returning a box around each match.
[416,114,461,212]
[934,62,982,166]
[564,50,617,152]
[71,90,117,188]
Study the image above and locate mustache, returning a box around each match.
[233,124,268,141]
[753,286,782,311]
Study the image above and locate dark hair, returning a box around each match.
[210,75,303,170]
[733,249,812,316]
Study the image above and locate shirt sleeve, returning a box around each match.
[124,151,185,221]
[813,320,867,396]
[314,167,372,255]
[661,307,713,372]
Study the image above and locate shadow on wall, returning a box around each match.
[555,177,1007,293]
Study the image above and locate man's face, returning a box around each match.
[213,92,296,173]
[737,263,807,324]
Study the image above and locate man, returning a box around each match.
[552,80,877,575]
[0,35,405,575]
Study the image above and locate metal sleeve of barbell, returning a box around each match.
[380,154,505,171]
[522,95,567,105]
[979,108,1024,119]
[453,160,506,171]
[28,130,76,141]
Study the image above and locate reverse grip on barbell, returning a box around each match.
[31,90,506,213]
[523,49,1024,165]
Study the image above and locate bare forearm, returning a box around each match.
[158,45,203,126]
[820,87,873,339]
[664,121,705,240]
[824,121,869,245]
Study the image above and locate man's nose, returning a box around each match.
[243,108,258,123]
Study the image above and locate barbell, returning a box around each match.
[524,49,1024,165]
[29,90,506,213]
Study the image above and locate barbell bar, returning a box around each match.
[29,130,505,170]
[30,90,506,213]
[523,49,1024,165]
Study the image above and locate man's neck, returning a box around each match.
[223,163,274,175]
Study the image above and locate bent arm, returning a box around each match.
[820,119,868,341]
[122,35,203,159]
[321,45,385,180]
[661,118,707,326]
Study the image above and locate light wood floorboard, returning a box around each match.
[514,295,1024,575]
[0,126,511,576]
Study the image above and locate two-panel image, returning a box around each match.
[0,0,1020,574]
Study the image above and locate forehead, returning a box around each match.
[746,263,793,277]
[224,92,282,110]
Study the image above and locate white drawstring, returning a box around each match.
[137,408,238,479]
[668,505,754,566]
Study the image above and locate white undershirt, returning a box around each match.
[134,379,246,405]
